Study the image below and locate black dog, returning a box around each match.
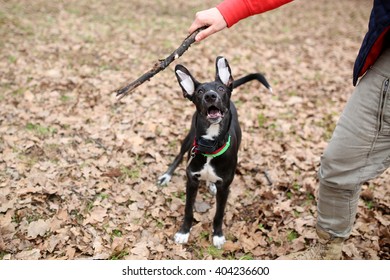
[158,56,271,248]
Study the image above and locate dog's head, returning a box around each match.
[175,56,234,124]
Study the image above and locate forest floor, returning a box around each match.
[0,0,388,260]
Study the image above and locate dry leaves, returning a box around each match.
[0,0,388,260]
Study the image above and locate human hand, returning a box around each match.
[188,8,227,42]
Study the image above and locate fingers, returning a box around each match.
[188,8,227,42]
[195,26,216,42]
[188,14,203,35]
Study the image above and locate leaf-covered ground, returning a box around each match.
[0,0,389,260]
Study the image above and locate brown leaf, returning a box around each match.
[27,219,50,238]
[15,249,41,260]
[128,241,150,259]
[241,235,258,251]
[111,237,125,253]
[65,246,76,259]
[343,242,361,259]
[0,197,16,213]
[375,212,390,227]
[47,234,62,253]
[223,240,241,252]
[102,168,122,178]
[83,206,107,225]
[361,189,374,201]
[194,201,211,213]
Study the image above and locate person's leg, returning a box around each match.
[318,48,390,239]
[280,49,390,259]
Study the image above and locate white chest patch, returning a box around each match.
[202,124,220,140]
[192,157,222,184]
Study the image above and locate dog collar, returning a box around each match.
[192,135,231,158]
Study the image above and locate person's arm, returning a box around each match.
[189,0,293,41]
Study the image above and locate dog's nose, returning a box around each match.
[204,92,217,103]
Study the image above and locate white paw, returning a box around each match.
[213,235,226,249]
[208,183,217,196]
[174,232,190,245]
[158,173,171,186]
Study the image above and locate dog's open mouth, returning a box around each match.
[207,106,223,120]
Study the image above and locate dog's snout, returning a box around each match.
[204,91,218,103]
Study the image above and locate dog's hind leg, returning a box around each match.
[157,129,194,186]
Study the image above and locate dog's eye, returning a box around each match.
[217,86,226,93]
[198,89,205,95]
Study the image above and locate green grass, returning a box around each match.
[111,229,123,238]
[98,193,109,200]
[173,191,186,202]
[257,113,266,127]
[258,223,265,230]
[238,254,254,260]
[109,250,129,260]
[12,213,22,224]
[293,182,301,191]
[25,123,57,138]
[287,230,299,242]
[85,201,94,213]
[199,231,210,240]
[365,200,374,210]
[305,192,315,204]
[26,214,43,223]
[11,87,25,97]
[0,251,8,260]
[60,94,71,102]
[8,55,17,63]
[120,165,140,180]
[207,246,223,259]
[154,218,164,229]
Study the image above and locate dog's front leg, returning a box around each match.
[174,176,199,245]
[157,122,195,186]
[212,183,230,249]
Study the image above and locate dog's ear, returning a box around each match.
[215,56,233,89]
[175,65,198,100]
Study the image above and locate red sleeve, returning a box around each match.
[217,0,293,27]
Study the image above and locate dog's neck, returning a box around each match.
[194,111,231,153]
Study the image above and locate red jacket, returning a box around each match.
[217,0,390,85]
[217,0,293,27]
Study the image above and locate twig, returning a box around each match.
[115,27,207,100]
[264,170,273,186]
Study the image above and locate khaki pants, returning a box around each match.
[317,48,390,238]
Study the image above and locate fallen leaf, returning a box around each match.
[83,206,107,225]
[129,241,150,259]
[15,249,41,260]
[223,240,241,252]
[27,219,50,238]
[102,168,122,178]
[194,201,211,213]
[111,237,125,253]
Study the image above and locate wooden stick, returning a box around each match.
[115,27,207,100]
